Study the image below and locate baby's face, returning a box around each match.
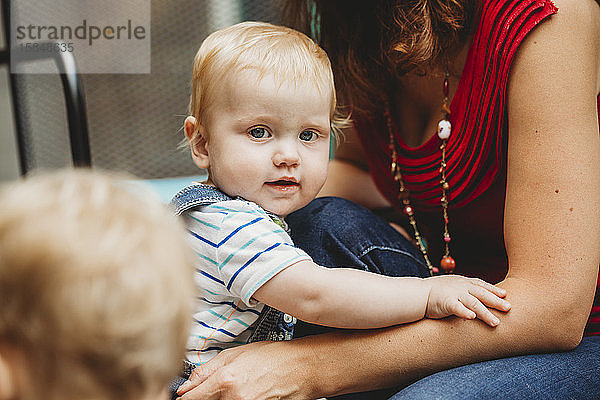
[201,70,331,216]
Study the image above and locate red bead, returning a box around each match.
[444,235,451,243]
[403,205,413,216]
[443,78,449,97]
[432,266,440,274]
[440,256,456,273]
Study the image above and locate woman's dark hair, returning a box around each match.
[283,0,481,116]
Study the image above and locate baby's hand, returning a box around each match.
[425,275,511,327]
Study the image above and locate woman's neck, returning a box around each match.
[390,38,471,148]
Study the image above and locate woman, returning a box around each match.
[176,0,600,398]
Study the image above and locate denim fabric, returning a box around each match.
[286,197,430,278]
[288,197,600,400]
[247,306,296,343]
[390,335,600,400]
[168,360,196,400]
[286,197,429,399]
[287,196,429,340]
[170,183,233,216]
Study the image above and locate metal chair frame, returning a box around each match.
[1,0,91,175]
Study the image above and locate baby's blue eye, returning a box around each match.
[249,127,271,139]
[299,130,318,142]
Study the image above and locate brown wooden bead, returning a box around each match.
[442,103,452,116]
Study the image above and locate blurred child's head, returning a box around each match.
[184,21,345,216]
[0,169,194,400]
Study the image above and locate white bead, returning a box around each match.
[438,119,451,140]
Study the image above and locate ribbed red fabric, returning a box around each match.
[354,0,600,336]
[356,0,558,210]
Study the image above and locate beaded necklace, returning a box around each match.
[386,72,456,275]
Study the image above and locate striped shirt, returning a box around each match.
[182,199,311,364]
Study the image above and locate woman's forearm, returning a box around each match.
[294,275,590,397]
[179,272,592,400]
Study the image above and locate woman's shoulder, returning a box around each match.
[506,0,600,114]
[479,0,599,35]
[477,0,558,41]
[550,0,600,16]
[474,0,599,82]
[508,0,600,76]
[479,0,557,21]
[535,0,600,40]
[467,0,560,79]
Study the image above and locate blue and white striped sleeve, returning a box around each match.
[212,200,311,307]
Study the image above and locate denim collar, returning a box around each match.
[170,184,232,216]
[170,184,289,232]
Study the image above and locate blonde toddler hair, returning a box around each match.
[0,169,194,400]
[188,21,348,148]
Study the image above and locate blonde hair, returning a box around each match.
[0,169,194,400]
[188,21,348,148]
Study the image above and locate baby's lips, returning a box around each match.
[266,179,299,185]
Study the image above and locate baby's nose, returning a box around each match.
[272,143,300,167]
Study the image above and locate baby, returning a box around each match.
[0,170,194,400]
[174,21,511,367]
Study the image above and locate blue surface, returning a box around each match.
[133,174,207,203]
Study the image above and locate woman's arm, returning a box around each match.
[318,126,391,210]
[177,2,600,398]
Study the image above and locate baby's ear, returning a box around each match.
[184,116,210,169]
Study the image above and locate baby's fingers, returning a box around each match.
[446,299,477,321]
[459,294,500,327]
[470,278,507,298]
[469,285,512,312]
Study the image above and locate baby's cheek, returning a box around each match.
[210,165,239,192]
[314,166,329,191]
[302,176,327,204]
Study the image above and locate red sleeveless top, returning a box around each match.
[354,0,600,336]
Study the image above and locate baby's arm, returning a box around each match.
[252,261,511,329]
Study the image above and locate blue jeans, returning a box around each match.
[287,196,430,341]
[286,197,600,400]
[391,336,600,400]
[287,197,430,279]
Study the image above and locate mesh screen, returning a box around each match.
[13,72,73,171]
[12,0,283,178]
